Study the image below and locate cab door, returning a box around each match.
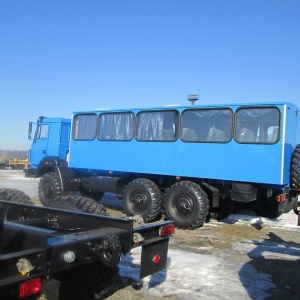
[29,123,49,169]
[59,123,70,160]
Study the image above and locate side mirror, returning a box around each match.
[28,122,33,140]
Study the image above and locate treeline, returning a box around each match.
[0,150,28,160]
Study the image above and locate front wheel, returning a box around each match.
[38,172,65,206]
[122,178,162,222]
[164,181,209,229]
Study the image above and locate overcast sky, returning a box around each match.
[0,0,299,150]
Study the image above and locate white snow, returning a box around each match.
[119,247,277,300]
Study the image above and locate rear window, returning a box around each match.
[235,107,280,144]
[72,114,97,140]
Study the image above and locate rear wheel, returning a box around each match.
[291,144,300,189]
[215,197,235,220]
[123,178,162,222]
[164,181,209,229]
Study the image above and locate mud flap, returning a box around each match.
[140,239,169,278]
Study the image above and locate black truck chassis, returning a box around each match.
[0,199,174,299]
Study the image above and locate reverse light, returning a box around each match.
[160,223,175,237]
[19,278,42,298]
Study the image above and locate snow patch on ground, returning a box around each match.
[119,248,275,300]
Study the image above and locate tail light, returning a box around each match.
[160,223,175,237]
[19,278,42,298]
[152,254,161,264]
[276,194,287,203]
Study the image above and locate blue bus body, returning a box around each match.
[68,102,299,190]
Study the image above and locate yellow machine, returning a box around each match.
[9,159,30,169]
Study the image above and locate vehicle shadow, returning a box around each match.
[239,232,300,299]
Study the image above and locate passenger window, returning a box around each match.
[235,107,280,144]
[181,109,233,142]
[98,112,134,141]
[73,114,97,140]
[136,110,179,141]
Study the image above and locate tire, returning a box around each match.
[0,188,35,221]
[79,189,104,201]
[291,144,300,189]
[251,195,286,218]
[164,181,209,229]
[46,195,108,215]
[38,172,64,206]
[42,261,119,300]
[0,188,33,205]
[232,201,245,213]
[215,197,235,220]
[122,178,162,222]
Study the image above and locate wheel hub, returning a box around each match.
[174,195,193,216]
[44,183,54,199]
[131,191,148,211]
